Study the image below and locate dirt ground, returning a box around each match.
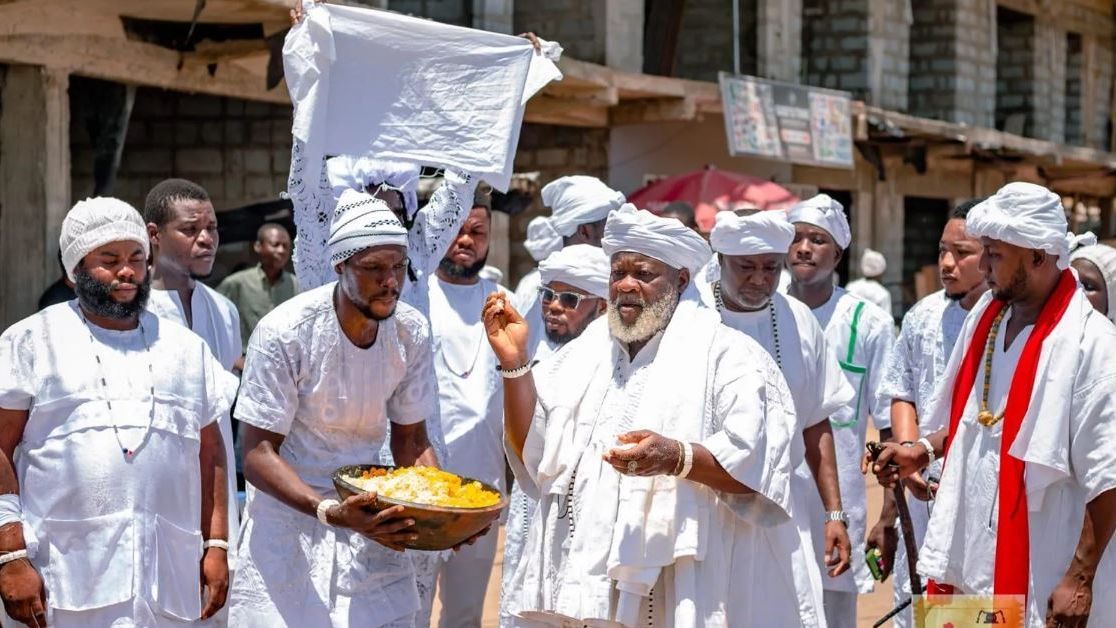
[432,431,901,627]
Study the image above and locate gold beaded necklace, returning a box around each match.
[977,307,1009,427]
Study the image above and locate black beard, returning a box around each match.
[351,299,396,322]
[438,254,487,280]
[945,290,965,302]
[190,271,213,281]
[74,265,151,320]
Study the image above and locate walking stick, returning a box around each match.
[867,442,923,628]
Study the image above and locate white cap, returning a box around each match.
[327,188,409,265]
[60,197,150,282]
[709,210,794,256]
[860,248,886,277]
[787,193,851,249]
[539,244,610,299]
[602,204,711,276]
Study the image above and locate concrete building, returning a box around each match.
[2,0,1115,328]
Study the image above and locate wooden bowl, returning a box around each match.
[331,464,506,551]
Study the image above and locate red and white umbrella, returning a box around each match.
[627,165,798,232]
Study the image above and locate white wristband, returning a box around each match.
[917,437,936,465]
[678,442,694,479]
[499,363,531,379]
[0,549,27,566]
[203,539,229,551]
[0,494,21,528]
[316,498,340,525]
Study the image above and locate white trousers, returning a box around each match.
[435,528,499,628]
[823,590,857,628]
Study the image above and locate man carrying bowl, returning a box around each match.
[228,190,481,627]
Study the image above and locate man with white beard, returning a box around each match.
[786,194,895,628]
[867,198,988,628]
[484,205,803,626]
[499,244,609,627]
[708,209,854,627]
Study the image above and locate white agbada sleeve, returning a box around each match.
[384,314,438,428]
[876,308,919,406]
[0,329,33,410]
[813,322,856,426]
[235,326,301,436]
[865,317,896,429]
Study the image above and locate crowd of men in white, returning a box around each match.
[5,4,1116,628]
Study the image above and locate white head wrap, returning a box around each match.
[1071,241,1116,321]
[524,176,626,261]
[601,203,711,276]
[60,197,150,282]
[965,182,1080,270]
[786,193,852,249]
[326,154,422,219]
[861,248,886,277]
[709,209,794,256]
[538,244,611,299]
[327,188,409,265]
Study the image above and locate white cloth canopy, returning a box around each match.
[601,204,712,276]
[965,182,1079,269]
[59,197,149,282]
[524,176,626,261]
[538,244,610,299]
[284,2,561,191]
[787,194,851,249]
[1071,242,1116,321]
[709,209,795,256]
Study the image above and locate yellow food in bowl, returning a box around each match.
[342,467,500,508]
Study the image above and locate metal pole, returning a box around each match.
[732,0,740,75]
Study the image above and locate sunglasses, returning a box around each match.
[538,287,598,309]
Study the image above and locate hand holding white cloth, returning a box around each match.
[284,2,562,191]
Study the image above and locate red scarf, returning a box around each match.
[930,269,1077,600]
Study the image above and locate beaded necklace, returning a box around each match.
[79,311,157,459]
[976,307,1010,427]
[713,281,782,368]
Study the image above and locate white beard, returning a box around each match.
[607,285,679,345]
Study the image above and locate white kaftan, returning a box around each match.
[845,278,893,320]
[426,275,506,626]
[227,284,438,628]
[719,292,854,627]
[874,289,970,628]
[802,287,894,600]
[508,295,802,627]
[147,284,242,569]
[0,302,228,627]
[917,290,1116,627]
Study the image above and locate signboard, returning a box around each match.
[719,72,854,169]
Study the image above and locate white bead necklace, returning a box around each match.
[79,311,157,459]
[713,280,782,369]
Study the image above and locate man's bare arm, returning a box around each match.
[389,421,437,468]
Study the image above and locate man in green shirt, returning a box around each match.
[218,223,300,363]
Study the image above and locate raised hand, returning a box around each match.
[481,293,530,369]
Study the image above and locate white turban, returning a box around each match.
[709,209,794,256]
[327,188,409,265]
[787,193,851,249]
[524,176,626,261]
[965,182,1080,270]
[1071,241,1116,321]
[326,154,421,218]
[601,203,711,276]
[861,248,886,277]
[60,197,150,282]
[539,244,611,299]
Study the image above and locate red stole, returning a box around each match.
[933,269,1077,600]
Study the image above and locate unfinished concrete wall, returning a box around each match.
[995,7,1036,136]
[801,0,908,110]
[908,0,995,127]
[514,0,604,65]
[673,0,758,81]
[1065,33,1084,146]
[71,88,292,214]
